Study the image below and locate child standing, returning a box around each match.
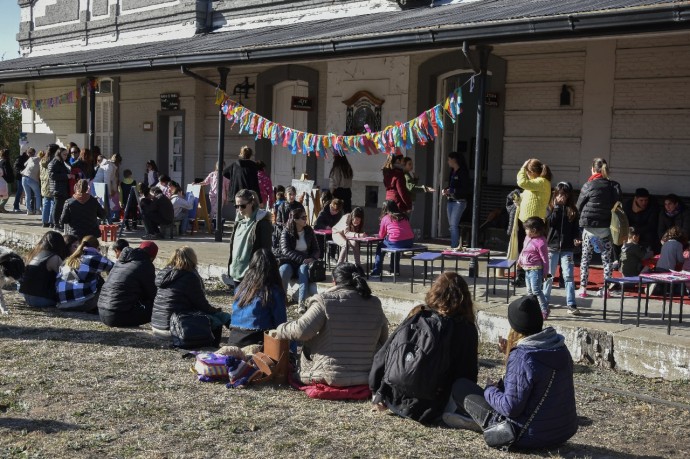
[518,217,550,319]
[545,182,581,315]
[620,227,653,277]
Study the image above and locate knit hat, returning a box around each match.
[635,188,650,198]
[508,295,543,336]
[138,241,159,260]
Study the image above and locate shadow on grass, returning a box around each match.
[0,324,166,349]
[0,417,80,433]
[531,443,666,459]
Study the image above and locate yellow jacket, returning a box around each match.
[517,168,551,222]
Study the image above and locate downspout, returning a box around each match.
[215,67,230,242]
[89,77,96,151]
[470,46,491,267]
[181,65,231,242]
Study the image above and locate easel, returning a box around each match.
[186,184,212,234]
[292,174,318,225]
[118,186,139,238]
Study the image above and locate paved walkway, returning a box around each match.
[1,208,689,380]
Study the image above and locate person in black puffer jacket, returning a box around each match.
[151,246,231,337]
[278,206,320,311]
[98,243,158,327]
[61,179,105,240]
[48,148,73,230]
[223,145,262,207]
[576,158,621,298]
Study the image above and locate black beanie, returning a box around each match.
[508,295,543,335]
[635,188,650,198]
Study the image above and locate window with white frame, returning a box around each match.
[91,78,114,155]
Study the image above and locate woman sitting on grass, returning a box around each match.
[229,249,287,347]
[19,231,67,307]
[272,263,388,387]
[151,246,231,341]
[55,235,114,312]
[444,295,578,450]
[370,272,478,424]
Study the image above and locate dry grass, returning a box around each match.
[1,284,689,459]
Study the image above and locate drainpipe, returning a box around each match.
[89,77,96,151]
[215,67,230,242]
[470,45,491,273]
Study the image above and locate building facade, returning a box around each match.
[3,0,690,238]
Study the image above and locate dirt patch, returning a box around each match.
[1,285,688,458]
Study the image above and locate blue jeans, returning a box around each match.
[21,176,40,213]
[42,197,54,225]
[279,263,311,303]
[373,238,414,272]
[13,179,24,210]
[545,251,576,307]
[524,268,548,312]
[447,200,467,249]
[23,294,56,308]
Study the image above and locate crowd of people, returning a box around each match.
[4,143,690,451]
[509,156,690,318]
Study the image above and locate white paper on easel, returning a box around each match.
[292,179,316,223]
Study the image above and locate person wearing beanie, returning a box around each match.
[623,187,659,253]
[443,295,578,450]
[97,242,158,327]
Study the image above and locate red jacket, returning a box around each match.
[383,167,412,213]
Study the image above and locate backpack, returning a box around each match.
[170,312,221,349]
[610,202,629,246]
[369,307,455,423]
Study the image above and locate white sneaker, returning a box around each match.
[442,412,482,432]
[568,307,581,315]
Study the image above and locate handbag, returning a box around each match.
[483,370,556,450]
[170,312,216,349]
[308,259,326,282]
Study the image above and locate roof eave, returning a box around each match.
[0,4,688,83]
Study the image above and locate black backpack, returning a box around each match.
[169,312,221,349]
[369,307,455,423]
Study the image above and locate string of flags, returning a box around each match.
[0,79,99,111]
[215,76,473,157]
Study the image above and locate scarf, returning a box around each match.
[588,173,603,182]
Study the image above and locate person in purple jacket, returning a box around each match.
[443,295,578,450]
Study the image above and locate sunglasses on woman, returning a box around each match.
[235,203,249,209]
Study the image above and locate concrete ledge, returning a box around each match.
[2,219,689,381]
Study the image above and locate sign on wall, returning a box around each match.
[485,92,499,107]
[160,93,180,111]
[291,96,313,111]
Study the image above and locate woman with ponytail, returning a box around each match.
[576,158,621,297]
[272,263,388,387]
[56,235,114,312]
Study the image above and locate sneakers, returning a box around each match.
[568,307,581,315]
[442,412,482,432]
[221,273,234,287]
[370,268,381,277]
[577,288,588,298]
[542,309,550,320]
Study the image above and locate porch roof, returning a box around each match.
[0,0,688,82]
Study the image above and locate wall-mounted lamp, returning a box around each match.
[560,84,574,107]
[233,77,255,104]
